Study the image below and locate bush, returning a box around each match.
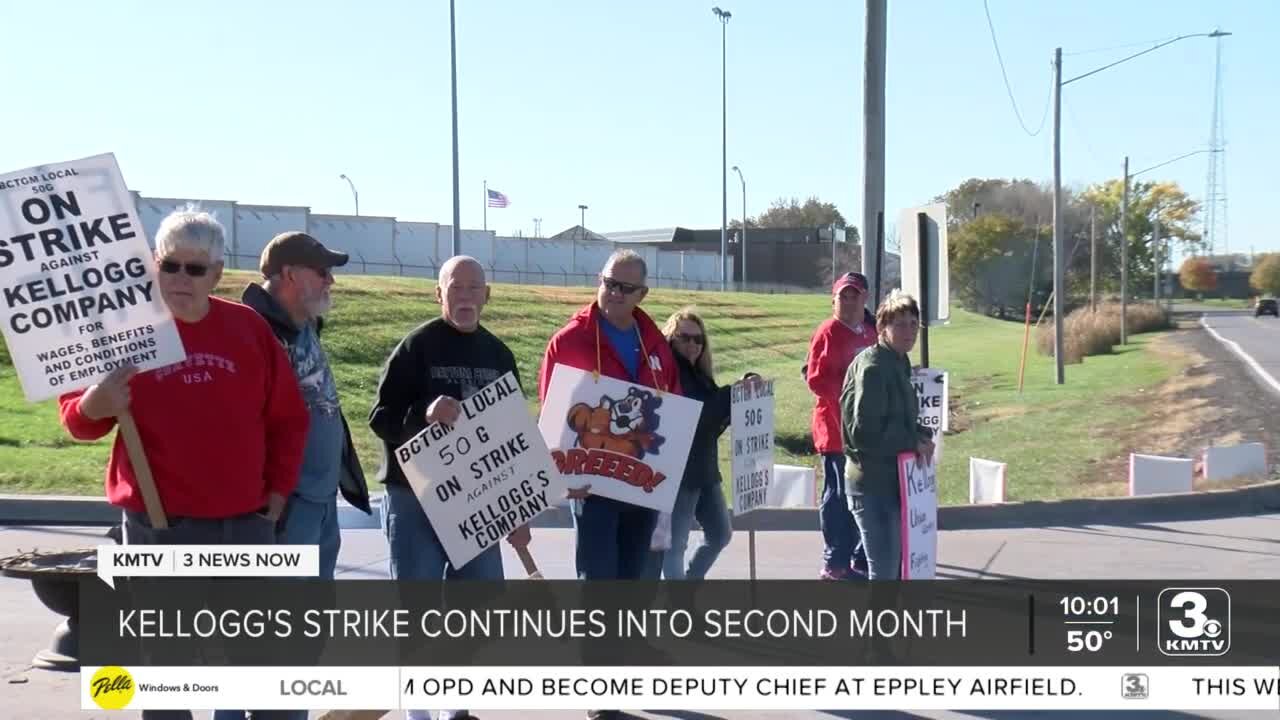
[1035,302,1171,363]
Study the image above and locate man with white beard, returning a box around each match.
[242,231,372,584]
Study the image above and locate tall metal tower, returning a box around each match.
[1203,31,1228,262]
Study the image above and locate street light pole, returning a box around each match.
[713,6,731,292]
[732,165,746,289]
[339,174,359,216]
[1051,29,1229,383]
[449,0,461,256]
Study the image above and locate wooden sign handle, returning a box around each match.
[515,544,543,579]
[117,413,168,529]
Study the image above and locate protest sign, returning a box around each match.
[898,451,937,580]
[396,372,565,569]
[911,367,948,434]
[730,377,775,515]
[537,364,699,513]
[0,153,185,402]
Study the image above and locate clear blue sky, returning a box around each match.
[2,1,1274,255]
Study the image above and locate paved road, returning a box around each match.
[4,514,1279,720]
[1199,311,1280,398]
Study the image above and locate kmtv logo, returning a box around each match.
[1157,588,1231,656]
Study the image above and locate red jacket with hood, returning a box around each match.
[538,302,681,402]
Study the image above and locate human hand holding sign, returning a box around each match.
[506,524,531,548]
[425,395,462,425]
[78,365,138,420]
[916,438,936,465]
[565,484,592,500]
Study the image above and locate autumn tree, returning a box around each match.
[1180,257,1218,294]
[1250,253,1280,296]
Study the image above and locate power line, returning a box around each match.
[1063,36,1178,57]
[982,0,1052,137]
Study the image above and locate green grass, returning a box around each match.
[0,272,1180,505]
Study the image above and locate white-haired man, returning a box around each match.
[369,255,529,720]
[58,208,309,720]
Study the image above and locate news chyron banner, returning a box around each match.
[82,581,1280,711]
[537,363,700,513]
[0,153,185,402]
[395,371,565,569]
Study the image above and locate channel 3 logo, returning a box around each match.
[1121,673,1149,700]
[1157,587,1231,656]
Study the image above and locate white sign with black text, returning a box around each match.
[898,451,938,580]
[912,368,948,433]
[396,372,565,569]
[0,153,185,402]
[730,378,775,515]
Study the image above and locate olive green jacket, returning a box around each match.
[840,341,931,497]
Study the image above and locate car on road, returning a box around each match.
[1256,297,1279,317]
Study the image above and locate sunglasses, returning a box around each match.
[601,276,646,295]
[159,260,210,277]
[674,332,705,346]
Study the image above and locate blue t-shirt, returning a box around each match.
[598,315,641,381]
[290,323,344,501]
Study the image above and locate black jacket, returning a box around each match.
[673,348,732,491]
[367,317,520,487]
[240,283,372,514]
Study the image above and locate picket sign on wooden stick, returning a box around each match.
[515,544,543,580]
[117,413,167,529]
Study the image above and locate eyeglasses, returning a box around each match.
[159,260,210,277]
[600,276,646,295]
[889,319,921,331]
[298,265,332,281]
[674,332,705,345]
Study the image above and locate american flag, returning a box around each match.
[486,188,510,208]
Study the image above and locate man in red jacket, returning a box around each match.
[539,249,681,582]
[806,271,875,581]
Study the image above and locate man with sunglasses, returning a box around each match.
[806,271,875,581]
[58,208,309,720]
[537,250,681,584]
[242,231,372,584]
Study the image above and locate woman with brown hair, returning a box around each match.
[839,290,934,580]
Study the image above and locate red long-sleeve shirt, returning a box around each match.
[806,314,876,454]
[59,297,309,519]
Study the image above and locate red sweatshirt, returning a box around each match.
[539,302,681,403]
[806,313,876,454]
[59,297,309,519]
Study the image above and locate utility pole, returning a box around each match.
[1153,212,1161,305]
[449,0,461,256]
[1120,156,1129,344]
[1050,47,1065,384]
[1089,206,1096,312]
[862,0,887,304]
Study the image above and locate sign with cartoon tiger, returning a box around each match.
[537,364,701,512]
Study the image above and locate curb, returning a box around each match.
[3,481,1278,532]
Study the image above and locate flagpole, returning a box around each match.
[483,180,488,233]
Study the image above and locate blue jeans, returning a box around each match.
[849,493,902,580]
[819,453,865,573]
[573,495,658,579]
[383,482,504,580]
[662,484,733,579]
[277,493,341,579]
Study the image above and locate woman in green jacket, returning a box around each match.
[838,290,934,580]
